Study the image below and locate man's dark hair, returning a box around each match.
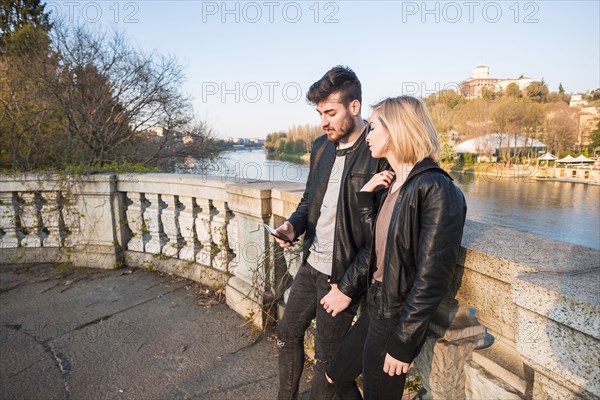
[306,66,362,107]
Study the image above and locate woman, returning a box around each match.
[321,96,467,399]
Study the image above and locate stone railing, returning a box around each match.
[1,172,598,399]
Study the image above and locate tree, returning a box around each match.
[284,140,295,154]
[452,98,494,139]
[428,103,452,134]
[481,87,501,102]
[492,98,522,163]
[278,140,286,154]
[505,82,520,98]
[558,83,565,94]
[45,23,217,168]
[525,81,549,103]
[294,139,306,153]
[493,101,545,163]
[435,89,465,109]
[1,15,219,171]
[515,102,545,161]
[441,142,456,163]
[0,0,52,55]
[587,121,600,152]
[0,46,64,169]
[543,102,578,154]
[0,0,61,169]
[463,152,474,166]
[425,89,467,109]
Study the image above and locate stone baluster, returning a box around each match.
[125,192,145,253]
[195,198,214,266]
[0,192,18,249]
[144,193,165,254]
[161,195,180,258]
[60,190,78,248]
[39,191,61,247]
[178,196,197,261]
[225,206,238,272]
[18,192,41,248]
[211,200,233,272]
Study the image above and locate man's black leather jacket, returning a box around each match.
[338,158,466,362]
[287,127,387,296]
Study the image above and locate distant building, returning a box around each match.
[577,107,600,147]
[143,126,164,137]
[460,63,533,99]
[455,133,547,162]
[569,94,586,107]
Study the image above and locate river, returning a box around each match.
[194,150,600,250]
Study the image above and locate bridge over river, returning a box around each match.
[1,172,598,399]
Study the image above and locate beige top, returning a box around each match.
[373,188,400,282]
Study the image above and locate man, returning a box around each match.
[275,66,387,400]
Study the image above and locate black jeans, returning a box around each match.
[277,262,359,400]
[327,282,407,400]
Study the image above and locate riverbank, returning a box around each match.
[264,155,600,186]
[442,162,600,185]
[264,151,310,164]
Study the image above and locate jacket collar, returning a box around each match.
[335,121,369,157]
[405,158,453,182]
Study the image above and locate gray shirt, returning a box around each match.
[307,140,355,275]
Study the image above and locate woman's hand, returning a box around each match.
[383,353,410,376]
[361,171,395,192]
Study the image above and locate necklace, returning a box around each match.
[390,164,413,193]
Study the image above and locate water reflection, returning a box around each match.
[198,149,310,183]
[454,174,599,249]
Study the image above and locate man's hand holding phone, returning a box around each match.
[266,221,297,248]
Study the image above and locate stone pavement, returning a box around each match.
[0,263,311,400]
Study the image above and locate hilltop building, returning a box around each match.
[460,63,533,99]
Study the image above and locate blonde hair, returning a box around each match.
[371,96,440,164]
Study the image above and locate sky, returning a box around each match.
[45,0,600,138]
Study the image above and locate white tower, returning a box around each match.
[472,63,490,79]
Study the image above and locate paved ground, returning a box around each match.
[0,263,311,400]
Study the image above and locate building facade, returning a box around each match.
[460,63,534,99]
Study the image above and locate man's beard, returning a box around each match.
[327,114,356,143]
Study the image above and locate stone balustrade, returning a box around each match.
[1,172,598,399]
[535,166,600,185]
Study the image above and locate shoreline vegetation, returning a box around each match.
[266,152,309,163]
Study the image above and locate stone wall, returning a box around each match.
[1,172,598,399]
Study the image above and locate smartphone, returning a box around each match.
[263,223,296,245]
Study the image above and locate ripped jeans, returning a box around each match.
[326,281,409,400]
[276,261,359,400]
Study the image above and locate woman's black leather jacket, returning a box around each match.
[338,158,467,362]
